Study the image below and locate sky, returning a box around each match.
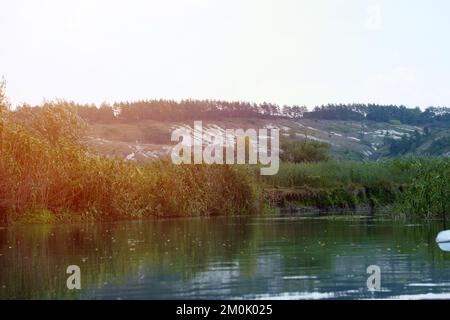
[1,0,450,109]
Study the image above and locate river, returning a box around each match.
[1,215,449,299]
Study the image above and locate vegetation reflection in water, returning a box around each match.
[1,215,450,300]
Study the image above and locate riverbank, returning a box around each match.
[1,106,448,225]
[260,159,449,218]
[261,161,409,210]
[0,106,264,224]
[4,157,448,225]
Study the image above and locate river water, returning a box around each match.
[1,215,450,299]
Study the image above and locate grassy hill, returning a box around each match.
[85,117,450,162]
[11,99,447,162]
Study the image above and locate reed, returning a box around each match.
[259,158,447,212]
[0,106,263,223]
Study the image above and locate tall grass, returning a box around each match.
[261,160,413,188]
[0,106,263,223]
[395,158,449,219]
[259,159,439,210]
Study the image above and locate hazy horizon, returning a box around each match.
[1,0,450,109]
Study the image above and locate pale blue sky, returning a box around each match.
[1,0,449,108]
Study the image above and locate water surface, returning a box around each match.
[1,215,449,299]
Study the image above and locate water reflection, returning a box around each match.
[0,216,449,299]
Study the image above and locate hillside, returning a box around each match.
[12,100,449,162]
[85,117,450,162]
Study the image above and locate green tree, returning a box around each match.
[280,137,330,163]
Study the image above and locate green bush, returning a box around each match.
[280,137,330,163]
